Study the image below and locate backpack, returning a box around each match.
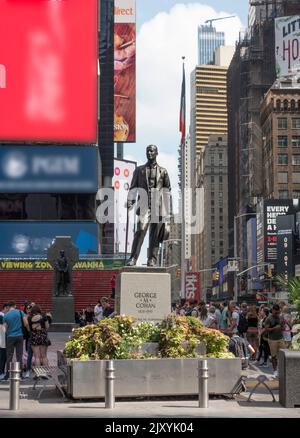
[228,336,248,369]
[237,311,248,334]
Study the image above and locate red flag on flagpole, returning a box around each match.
[179,61,186,145]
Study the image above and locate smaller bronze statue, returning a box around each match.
[54,250,70,296]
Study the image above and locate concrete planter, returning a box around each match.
[66,357,241,399]
[279,349,300,408]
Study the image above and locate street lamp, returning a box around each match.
[234,213,258,302]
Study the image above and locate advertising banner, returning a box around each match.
[114,0,136,142]
[185,272,201,301]
[0,259,124,271]
[112,159,136,254]
[257,199,295,275]
[275,15,300,77]
[277,229,295,279]
[0,221,98,257]
[0,0,98,143]
[0,146,98,193]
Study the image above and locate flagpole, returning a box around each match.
[180,56,186,302]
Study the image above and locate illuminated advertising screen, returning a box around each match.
[0,0,98,143]
[112,158,136,255]
[0,146,98,193]
[275,15,300,77]
[0,221,98,257]
[114,0,136,142]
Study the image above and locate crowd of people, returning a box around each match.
[0,296,295,380]
[0,301,52,381]
[172,299,296,377]
[75,297,115,326]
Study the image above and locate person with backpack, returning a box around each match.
[237,302,249,337]
[228,334,255,370]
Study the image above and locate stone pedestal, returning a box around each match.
[279,349,300,408]
[116,267,171,322]
[49,296,76,332]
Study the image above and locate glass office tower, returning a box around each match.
[198,25,225,65]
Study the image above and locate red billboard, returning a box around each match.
[0,0,98,143]
[185,272,201,302]
[114,0,136,142]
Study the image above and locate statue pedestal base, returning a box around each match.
[49,296,76,332]
[116,267,171,323]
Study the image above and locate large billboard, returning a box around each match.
[257,199,295,275]
[112,158,136,254]
[114,0,136,142]
[0,0,98,143]
[0,146,98,193]
[0,221,98,257]
[275,15,300,77]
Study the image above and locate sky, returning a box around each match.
[122,1,249,263]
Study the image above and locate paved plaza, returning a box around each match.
[0,333,299,418]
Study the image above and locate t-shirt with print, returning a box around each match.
[4,309,24,337]
[264,314,284,341]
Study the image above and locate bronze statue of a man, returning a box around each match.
[126,145,172,267]
[54,250,70,296]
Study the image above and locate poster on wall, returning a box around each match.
[0,0,98,143]
[275,15,300,77]
[114,0,136,142]
[112,159,137,254]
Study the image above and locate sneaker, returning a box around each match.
[261,363,268,368]
[273,370,278,378]
[23,371,30,379]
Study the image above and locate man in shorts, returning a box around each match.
[263,304,285,378]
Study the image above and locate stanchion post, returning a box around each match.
[198,359,209,408]
[9,362,21,411]
[105,360,115,409]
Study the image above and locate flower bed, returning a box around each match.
[64,314,234,360]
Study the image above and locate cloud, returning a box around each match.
[125,2,243,191]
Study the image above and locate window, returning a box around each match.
[278,154,288,165]
[211,200,215,206]
[293,190,300,198]
[211,232,215,238]
[283,99,289,111]
[211,176,215,183]
[211,192,214,199]
[220,216,223,222]
[292,155,300,165]
[219,176,223,182]
[279,191,289,199]
[292,136,300,147]
[292,172,300,183]
[220,241,223,247]
[278,118,287,130]
[291,100,296,111]
[278,172,288,183]
[219,153,223,159]
[219,192,222,198]
[276,99,281,111]
[211,208,215,214]
[292,119,300,129]
[278,136,288,147]
[219,208,223,213]
[211,240,215,247]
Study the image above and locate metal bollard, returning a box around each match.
[198,359,209,408]
[105,360,115,409]
[9,362,21,411]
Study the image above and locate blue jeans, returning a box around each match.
[26,341,33,371]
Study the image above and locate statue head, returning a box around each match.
[146,145,158,162]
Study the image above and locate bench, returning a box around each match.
[32,366,66,399]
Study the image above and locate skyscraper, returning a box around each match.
[198,25,225,65]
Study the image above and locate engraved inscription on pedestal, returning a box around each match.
[118,272,171,322]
